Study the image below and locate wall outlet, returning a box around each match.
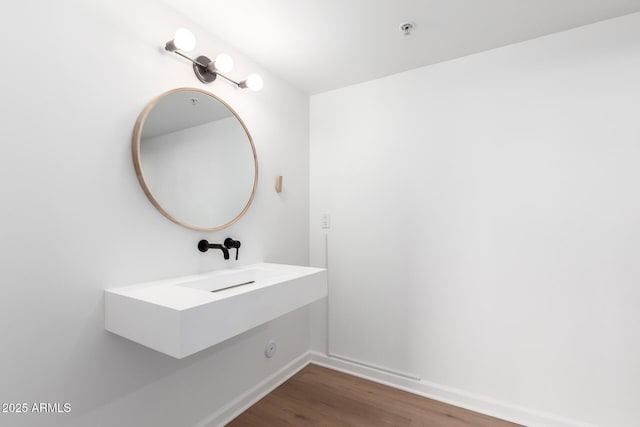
[321,213,331,229]
[264,340,277,358]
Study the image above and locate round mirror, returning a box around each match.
[133,88,257,231]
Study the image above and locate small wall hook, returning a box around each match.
[275,176,283,193]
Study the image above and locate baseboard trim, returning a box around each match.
[195,350,598,427]
[327,351,421,381]
[195,352,311,427]
[309,351,599,427]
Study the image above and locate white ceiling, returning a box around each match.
[163,0,640,94]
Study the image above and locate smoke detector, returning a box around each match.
[399,21,415,36]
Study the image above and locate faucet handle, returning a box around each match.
[224,238,241,260]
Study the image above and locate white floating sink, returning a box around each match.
[105,263,327,358]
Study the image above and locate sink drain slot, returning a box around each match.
[210,280,255,292]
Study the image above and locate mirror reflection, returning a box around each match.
[133,88,257,231]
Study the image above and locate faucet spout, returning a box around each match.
[197,240,230,260]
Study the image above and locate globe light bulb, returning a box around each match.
[173,28,196,52]
[213,53,234,73]
[245,74,263,91]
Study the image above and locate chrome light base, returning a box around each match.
[193,55,217,83]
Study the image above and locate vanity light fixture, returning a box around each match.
[164,28,263,91]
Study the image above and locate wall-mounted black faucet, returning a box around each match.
[198,240,229,260]
[224,238,241,260]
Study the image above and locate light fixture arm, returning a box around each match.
[173,50,208,68]
[215,72,241,87]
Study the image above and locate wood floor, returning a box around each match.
[227,364,523,426]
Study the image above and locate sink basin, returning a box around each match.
[105,263,327,358]
[176,267,286,293]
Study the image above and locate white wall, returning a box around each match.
[0,1,309,426]
[310,13,640,427]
